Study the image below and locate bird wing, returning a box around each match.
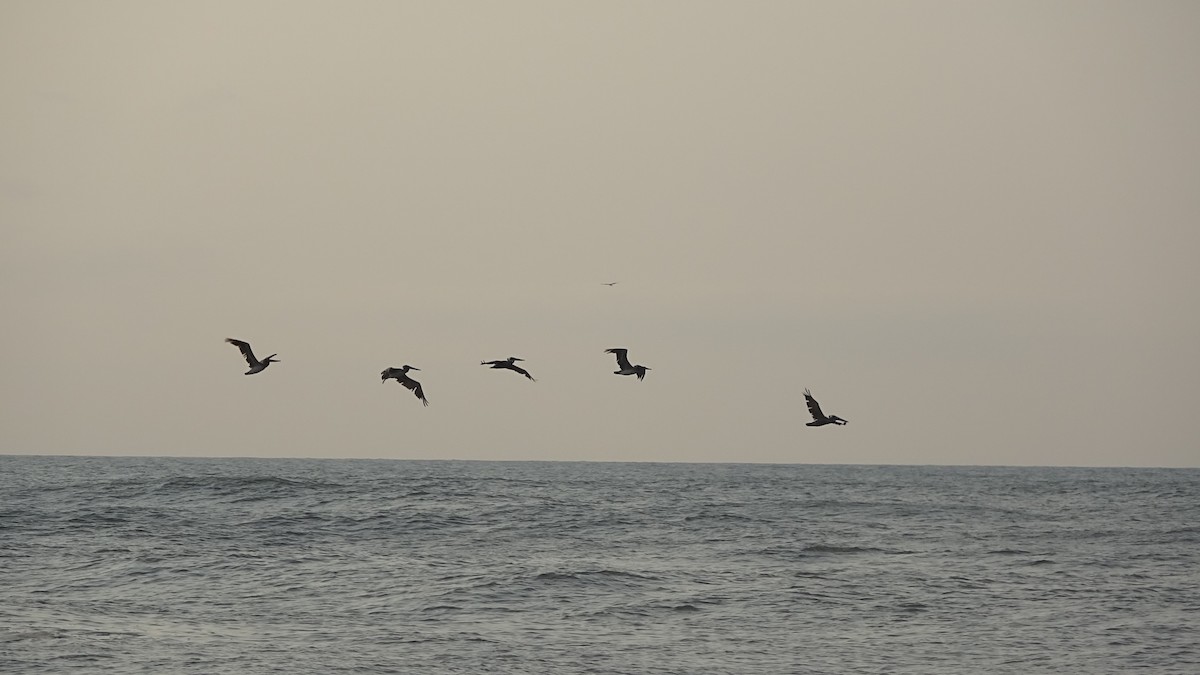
[226,338,257,366]
[606,348,632,370]
[510,364,535,381]
[398,375,429,406]
[804,389,826,421]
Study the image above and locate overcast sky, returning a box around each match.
[3,1,1197,467]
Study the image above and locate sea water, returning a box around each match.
[2,456,1197,673]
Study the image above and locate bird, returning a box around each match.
[225,338,279,375]
[382,366,429,406]
[481,357,536,381]
[601,281,619,286]
[804,389,847,426]
[605,348,651,380]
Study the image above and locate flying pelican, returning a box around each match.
[601,281,619,286]
[225,338,279,375]
[804,389,847,426]
[382,366,429,406]
[605,348,651,380]
[481,357,536,381]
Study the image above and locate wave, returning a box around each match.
[803,543,914,555]
[157,475,344,499]
[531,569,660,585]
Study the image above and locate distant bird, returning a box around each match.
[382,366,429,406]
[804,389,847,426]
[481,357,536,381]
[601,281,619,286]
[605,348,651,380]
[225,338,279,375]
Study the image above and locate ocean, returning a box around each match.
[1,456,1197,674]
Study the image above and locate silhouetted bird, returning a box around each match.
[382,366,429,406]
[605,348,651,380]
[804,389,847,426]
[225,338,279,375]
[481,357,536,381]
[601,281,619,286]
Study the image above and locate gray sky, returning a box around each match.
[3,1,1198,467]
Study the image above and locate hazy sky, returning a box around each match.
[3,1,1198,466]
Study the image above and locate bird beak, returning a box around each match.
[411,367,420,371]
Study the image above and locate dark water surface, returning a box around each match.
[2,456,1197,673]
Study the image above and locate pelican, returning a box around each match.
[605,348,651,380]
[804,389,847,426]
[481,357,536,381]
[382,366,429,406]
[225,338,279,375]
[601,281,619,286]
